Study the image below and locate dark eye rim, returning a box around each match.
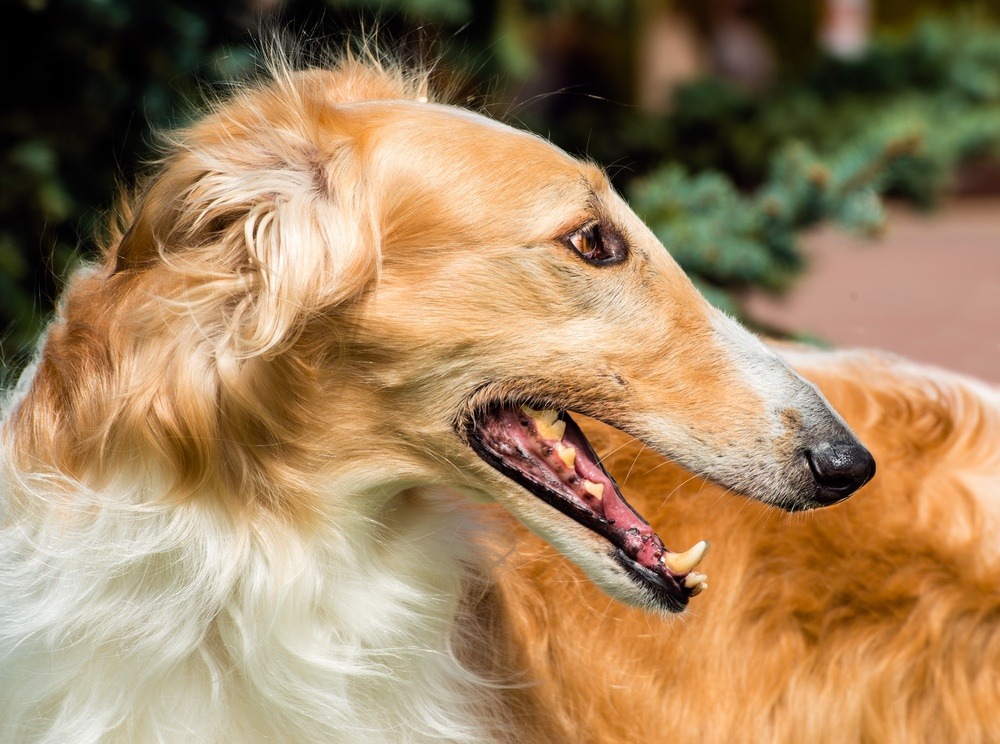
[561,220,628,266]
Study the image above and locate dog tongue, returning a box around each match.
[506,406,709,588]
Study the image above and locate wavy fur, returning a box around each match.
[0,49,928,743]
[495,349,1000,742]
[0,54,519,744]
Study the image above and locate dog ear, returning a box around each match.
[203,149,379,359]
[90,140,378,504]
[111,130,379,360]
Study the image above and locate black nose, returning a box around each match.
[806,441,876,505]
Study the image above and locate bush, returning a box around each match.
[5,4,1000,363]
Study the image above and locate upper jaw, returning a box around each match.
[613,413,872,514]
[450,353,873,611]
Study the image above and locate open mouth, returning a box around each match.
[466,403,709,612]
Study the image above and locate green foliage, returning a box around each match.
[630,135,914,316]
[328,0,474,24]
[659,19,1000,206]
[2,0,256,363]
[5,4,1000,365]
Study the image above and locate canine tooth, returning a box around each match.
[662,540,710,574]
[521,405,566,441]
[556,443,577,469]
[521,405,557,424]
[548,419,567,440]
[583,480,605,500]
[683,571,708,589]
[690,581,708,596]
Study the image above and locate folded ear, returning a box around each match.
[206,149,379,358]
[111,114,379,359]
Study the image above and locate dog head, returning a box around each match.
[27,59,874,613]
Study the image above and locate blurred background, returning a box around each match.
[4,0,1000,379]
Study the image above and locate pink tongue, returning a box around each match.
[503,409,669,571]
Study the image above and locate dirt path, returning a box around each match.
[745,197,1000,383]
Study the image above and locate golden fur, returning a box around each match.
[1,52,982,742]
[493,348,1000,742]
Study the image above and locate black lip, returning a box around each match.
[613,549,689,612]
[465,407,691,613]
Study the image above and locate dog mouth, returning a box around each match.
[466,403,709,612]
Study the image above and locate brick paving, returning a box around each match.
[745,197,1000,383]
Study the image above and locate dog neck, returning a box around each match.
[0,451,528,742]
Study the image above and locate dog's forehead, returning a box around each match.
[354,100,611,240]
[421,102,518,134]
[365,100,604,191]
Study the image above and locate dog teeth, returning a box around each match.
[544,418,566,440]
[662,540,710,574]
[683,571,708,589]
[582,480,605,500]
[521,405,557,424]
[690,581,708,596]
[556,443,577,469]
[521,405,566,441]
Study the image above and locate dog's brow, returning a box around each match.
[585,186,601,210]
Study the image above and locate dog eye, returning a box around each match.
[564,222,625,265]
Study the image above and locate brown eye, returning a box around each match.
[564,222,625,265]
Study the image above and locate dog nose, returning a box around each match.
[806,441,876,505]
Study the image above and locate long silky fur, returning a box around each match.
[0,51,523,744]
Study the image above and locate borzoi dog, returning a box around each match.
[0,57,873,742]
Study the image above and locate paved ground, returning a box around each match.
[745,197,1000,383]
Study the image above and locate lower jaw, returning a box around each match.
[464,403,707,612]
[612,548,689,612]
